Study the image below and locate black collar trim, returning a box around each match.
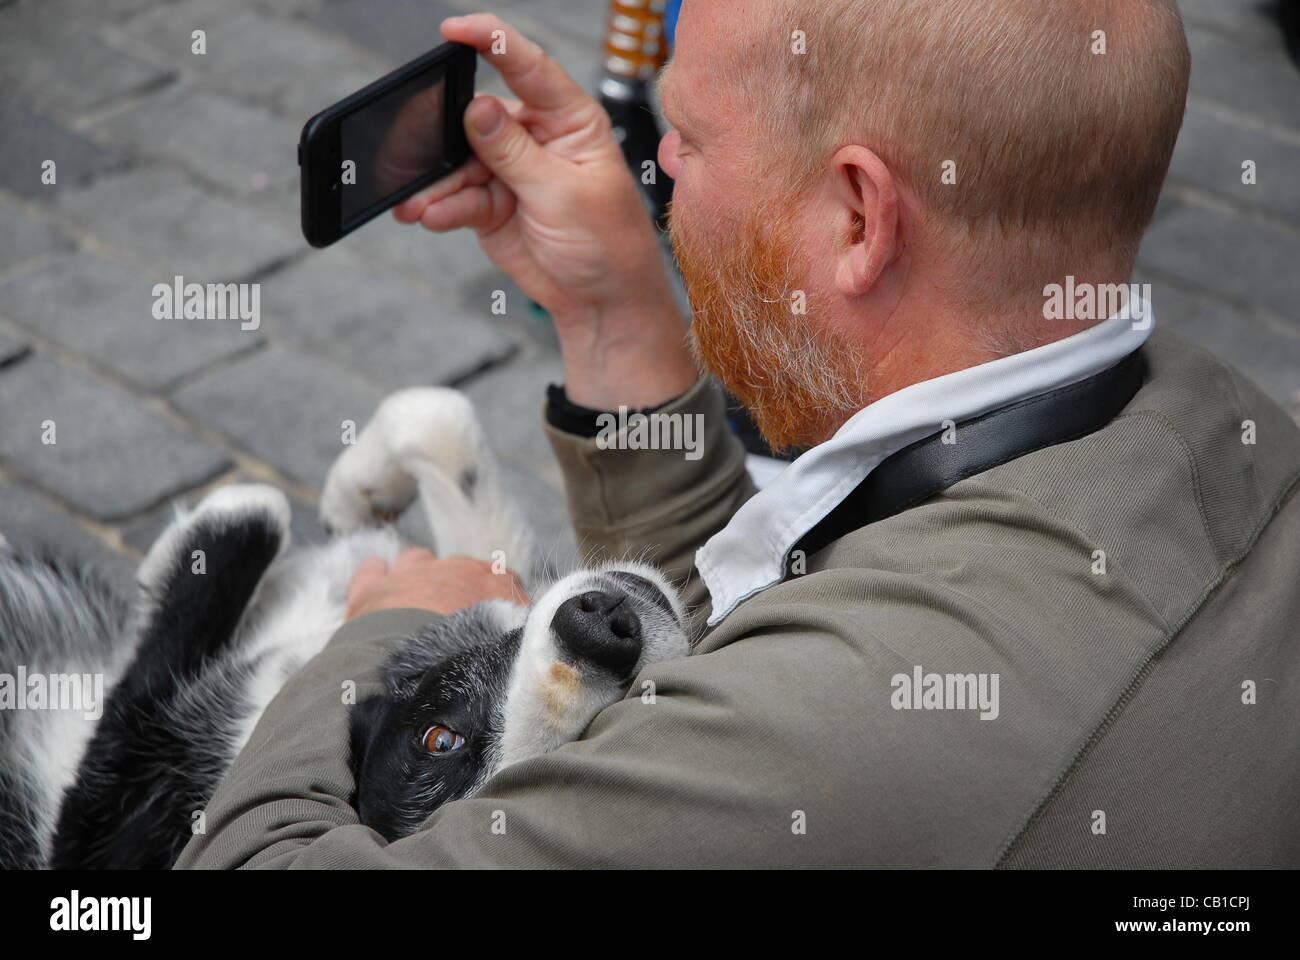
[788,347,1148,568]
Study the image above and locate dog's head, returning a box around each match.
[349,562,689,840]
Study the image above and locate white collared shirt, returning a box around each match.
[696,307,1154,626]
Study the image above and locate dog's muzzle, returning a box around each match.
[551,588,643,678]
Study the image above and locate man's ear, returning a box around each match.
[830,145,900,297]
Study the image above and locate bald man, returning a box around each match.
[180,3,1300,869]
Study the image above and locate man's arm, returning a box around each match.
[544,376,756,614]
[392,15,757,607]
[175,583,949,869]
[398,14,699,414]
[179,486,1164,871]
[175,387,756,869]
[172,609,428,869]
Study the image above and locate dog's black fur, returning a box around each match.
[1,386,689,871]
[48,512,285,870]
[1,496,686,871]
[0,554,126,870]
[350,616,523,841]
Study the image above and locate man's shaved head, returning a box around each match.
[733,0,1191,287]
[663,0,1191,448]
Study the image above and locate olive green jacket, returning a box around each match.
[177,330,1300,868]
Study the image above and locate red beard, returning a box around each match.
[670,203,866,452]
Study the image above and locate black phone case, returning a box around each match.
[299,41,477,248]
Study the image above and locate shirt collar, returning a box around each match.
[696,306,1155,626]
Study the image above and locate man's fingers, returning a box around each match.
[347,555,390,604]
[477,92,526,116]
[418,179,515,234]
[395,547,436,569]
[463,96,560,188]
[441,15,612,154]
[392,155,491,223]
[441,14,590,115]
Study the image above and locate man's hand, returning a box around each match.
[395,13,698,410]
[345,549,528,621]
[397,13,656,317]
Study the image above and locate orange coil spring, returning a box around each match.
[603,0,670,80]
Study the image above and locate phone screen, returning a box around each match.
[300,41,474,247]
[339,72,448,227]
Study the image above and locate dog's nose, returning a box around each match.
[551,590,642,677]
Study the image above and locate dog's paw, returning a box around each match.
[319,441,418,534]
[320,388,482,534]
[138,484,292,592]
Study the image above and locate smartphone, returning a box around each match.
[299,42,476,248]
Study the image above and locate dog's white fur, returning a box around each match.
[133,387,540,760]
[500,563,688,768]
[137,386,686,776]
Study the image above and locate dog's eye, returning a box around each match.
[423,725,465,755]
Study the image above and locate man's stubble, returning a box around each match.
[670,199,869,452]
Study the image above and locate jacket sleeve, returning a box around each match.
[543,376,756,613]
[174,588,941,870]
[176,534,1151,870]
[173,607,436,870]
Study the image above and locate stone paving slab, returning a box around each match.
[0,3,173,118]
[120,472,326,555]
[305,0,604,76]
[306,0,468,64]
[87,83,296,197]
[35,0,163,21]
[0,352,232,521]
[0,480,138,594]
[1169,105,1300,224]
[170,345,386,487]
[0,100,127,201]
[49,167,302,280]
[0,329,32,368]
[121,0,390,119]
[1138,203,1300,321]
[497,0,608,50]
[1185,25,1300,133]
[0,250,263,391]
[0,194,74,274]
[258,247,516,387]
[339,212,501,300]
[1179,0,1291,52]
[461,350,567,484]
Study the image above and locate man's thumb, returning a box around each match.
[465,97,550,186]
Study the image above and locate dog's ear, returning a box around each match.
[382,656,430,702]
[380,620,466,700]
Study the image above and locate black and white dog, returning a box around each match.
[0,388,689,869]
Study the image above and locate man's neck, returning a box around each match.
[849,299,1105,419]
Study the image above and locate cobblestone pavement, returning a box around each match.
[1,0,1298,590]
